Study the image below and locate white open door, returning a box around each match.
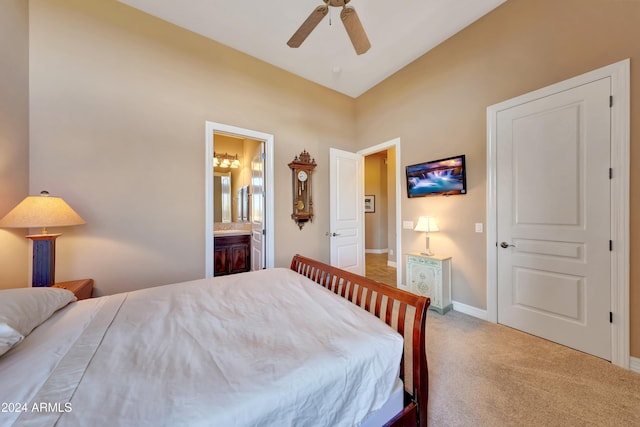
[251,143,265,270]
[329,148,364,275]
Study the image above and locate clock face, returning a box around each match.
[297,170,308,182]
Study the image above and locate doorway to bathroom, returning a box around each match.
[205,121,274,277]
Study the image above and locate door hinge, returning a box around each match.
[609,240,613,251]
[262,152,266,160]
[610,311,613,323]
[609,168,613,179]
[262,229,266,235]
[609,95,613,107]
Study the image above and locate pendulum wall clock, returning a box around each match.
[288,150,317,230]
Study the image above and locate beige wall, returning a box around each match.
[8,0,638,357]
[28,0,355,295]
[355,0,640,357]
[0,0,30,289]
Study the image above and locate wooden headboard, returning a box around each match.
[290,255,430,427]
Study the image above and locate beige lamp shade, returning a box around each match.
[414,216,439,233]
[0,191,85,235]
[414,216,438,256]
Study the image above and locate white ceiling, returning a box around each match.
[118,0,506,98]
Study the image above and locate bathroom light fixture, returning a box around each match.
[214,152,240,169]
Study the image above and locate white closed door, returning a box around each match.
[251,143,265,270]
[496,77,611,360]
[329,148,364,275]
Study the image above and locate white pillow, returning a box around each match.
[0,323,23,357]
[0,287,76,356]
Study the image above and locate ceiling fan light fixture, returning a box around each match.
[287,0,369,55]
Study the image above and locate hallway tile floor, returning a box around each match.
[365,253,397,287]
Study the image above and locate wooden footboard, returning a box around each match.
[290,255,430,427]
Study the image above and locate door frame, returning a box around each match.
[205,121,275,277]
[359,137,403,289]
[486,59,630,368]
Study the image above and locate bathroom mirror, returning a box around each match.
[214,173,232,223]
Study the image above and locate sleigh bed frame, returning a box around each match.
[290,255,430,427]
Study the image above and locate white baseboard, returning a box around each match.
[387,261,397,268]
[451,300,488,321]
[365,248,388,254]
[631,356,640,374]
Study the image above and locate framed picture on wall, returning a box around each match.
[364,195,375,213]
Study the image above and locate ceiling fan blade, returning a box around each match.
[340,6,370,55]
[287,6,329,48]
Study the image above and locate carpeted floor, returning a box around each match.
[364,252,640,425]
[426,310,640,426]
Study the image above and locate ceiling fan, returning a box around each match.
[287,0,371,55]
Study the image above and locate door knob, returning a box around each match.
[500,242,515,248]
[325,232,340,237]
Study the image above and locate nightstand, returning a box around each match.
[53,279,94,300]
[406,253,452,314]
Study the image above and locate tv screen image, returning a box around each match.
[406,154,467,197]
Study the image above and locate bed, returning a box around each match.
[0,255,429,427]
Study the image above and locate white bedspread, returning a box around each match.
[2,268,403,427]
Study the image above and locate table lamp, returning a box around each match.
[0,191,85,287]
[414,216,439,256]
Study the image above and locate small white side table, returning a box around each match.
[406,252,452,314]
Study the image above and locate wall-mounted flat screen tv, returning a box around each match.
[406,154,467,197]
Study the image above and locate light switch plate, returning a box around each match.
[403,221,414,229]
[475,223,483,233]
